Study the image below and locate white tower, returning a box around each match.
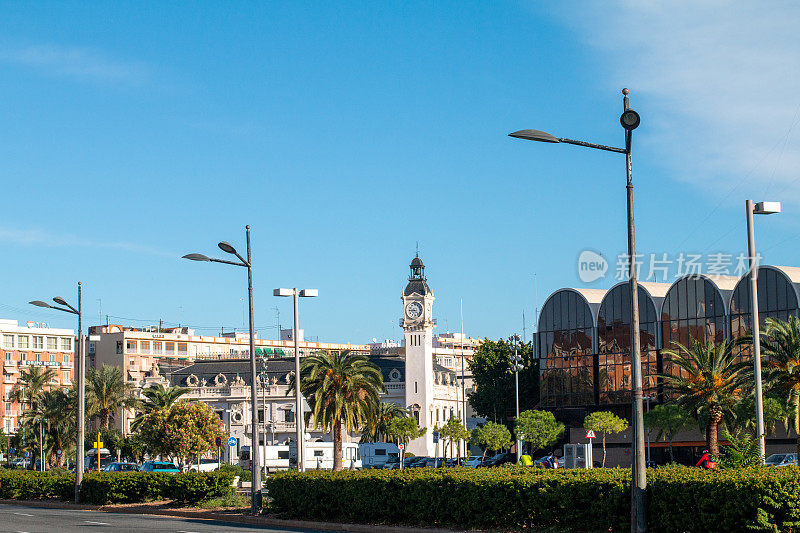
[401,256,436,456]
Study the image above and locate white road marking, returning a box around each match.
[13,512,33,517]
[84,521,110,525]
[177,531,200,533]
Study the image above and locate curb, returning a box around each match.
[0,500,473,532]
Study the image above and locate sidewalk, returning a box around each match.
[0,499,475,532]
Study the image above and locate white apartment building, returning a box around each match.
[0,319,75,433]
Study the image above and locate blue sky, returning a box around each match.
[1,1,799,343]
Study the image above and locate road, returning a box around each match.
[0,503,330,533]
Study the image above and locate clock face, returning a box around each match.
[405,302,423,320]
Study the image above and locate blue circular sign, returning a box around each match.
[227,437,237,447]
[9,448,14,454]
[23,451,29,458]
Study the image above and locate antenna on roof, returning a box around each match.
[415,241,419,258]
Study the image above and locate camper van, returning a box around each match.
[358,442,400,469]
[289,441,361,470]
[239,445,290,473]
[85,448,112,472]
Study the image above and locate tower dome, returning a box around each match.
[404,255,432,296]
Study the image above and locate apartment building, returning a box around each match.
[0,319,75,433]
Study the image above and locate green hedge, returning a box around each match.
[266,466,800,532]
[0,470,235,505]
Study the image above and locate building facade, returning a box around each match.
[0,319,74,433]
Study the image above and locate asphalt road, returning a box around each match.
[0,503,329,533]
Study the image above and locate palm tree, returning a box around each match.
[660,339,748,456]
[291,350,385,471]
[131,383,190,432]
[760,316,800,457]
[360,402,408,443]
[40,388,75,467]
[86,364,135,429]
[9,367,57,407]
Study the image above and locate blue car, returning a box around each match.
[140,461,181,473]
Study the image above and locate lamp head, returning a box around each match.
[53,297,68,306]
[620,109,640,131]
[182,253,211,262]
[299,289,318,298]
[508,129,561,143]
[29,301,51,308]
[754,201,781,215]
[218,241,237,255]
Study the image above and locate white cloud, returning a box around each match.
[0,44,150,85]
[566,1,800,202]
[0,227,172,257]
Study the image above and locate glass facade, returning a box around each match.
[537,266,800,410]
[538,290,595,407]
[597,284,658,405]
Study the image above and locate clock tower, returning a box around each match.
[401,255,436,456]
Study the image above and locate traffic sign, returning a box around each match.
[57,449,62,456]
[432,431,439,444]
[398,443,404,451]
[9,448,14,455]
[23,451,29,458]
[228,436,237,447]
[585,430,597,439]
[215,437,222,447]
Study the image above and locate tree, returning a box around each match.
[660,339,747,456]
[471,422,512,461]
[9,367,57,407]
[385,416,426,464]
[468,338,539,424]
[728,394,787,437]
[138,399,226,465]
[86,364,136,429]
[360,402,408,444]
[760,316,800,457]
[515,410,564,455]
[439,417,470,460]
[293,350,385,471]
[643,404,692,463]
[584,411,628,467]
[131,383,190,432]
[40,388,76,467]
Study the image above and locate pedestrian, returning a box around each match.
[696,449,716,469]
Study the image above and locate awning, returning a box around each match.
[256,348,275,356]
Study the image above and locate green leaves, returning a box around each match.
[515,410,564,452]
[135,399,226,463]
[471,422,512,454]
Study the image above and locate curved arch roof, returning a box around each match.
[538,288,603,330]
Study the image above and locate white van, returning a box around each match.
[358,443,400,469]
[289,442,362,470]
[239,445,291,473]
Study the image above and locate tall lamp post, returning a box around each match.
[183,225,261,514]
[274,288,318,472]
[746,200,781,461]
[509,88,646,532]
[30,282,84,502]
[510,334,522,462]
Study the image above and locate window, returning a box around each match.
[49,354,55,363]
[284,409,295,423]
[153,342,163,354]
[17,336,28,349]
[35,353,40,362]
[33,336,43,350]
[165,342,175,355]
[313,450,324,457]
[63,371,70,381]
[2,335,13,349]
[63,354,69,364]
[375,448,386,456]
[278,450,289,459]
[21,353,26,363]
[116,341,122,354]
[139,341,150,354]
[4,353,11,362]
[177,343,187,355]
[89,342,95,354]
[4,403,10,412]
[129,358,136,368]
[126,340,137,353]
[60,338,72,351]
[47,337,57,350]
[257,409,264,423]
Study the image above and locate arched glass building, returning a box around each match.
[537,265,800,412]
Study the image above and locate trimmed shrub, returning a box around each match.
[266,466,800,532]
[0,470,234,505]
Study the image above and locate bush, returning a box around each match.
[266,466,800,532]
[0,470,74,500]
[0,470,234,505]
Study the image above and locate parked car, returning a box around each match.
[533,455,559,468]
[464,455,487,468]
[422,457,446,468]
[381,456,401,469]
[384,456,422,469]
[407,456,431,468]
[7,458,30,470]
[445,458,464,467]
[185,458,219,473]
[766,453,798,467]
[482,453,516,467]
[140,461,181,473]
[102,462,140,472]
[84,453,113,472]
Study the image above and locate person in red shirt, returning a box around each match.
[696,450,716,469]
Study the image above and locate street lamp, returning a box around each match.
[30,282,84,502]
[274,287,318,472]
[183,225,261,514]
[746,200,781,461]
[509,88,647,532]
[510,334,523,462]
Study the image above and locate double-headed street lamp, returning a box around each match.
[510,88,646,532]
[746,200,781,461]
[510,334,522,462]
[183,225,261,514]
[273,288,317,472]
[30,282,84,503]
